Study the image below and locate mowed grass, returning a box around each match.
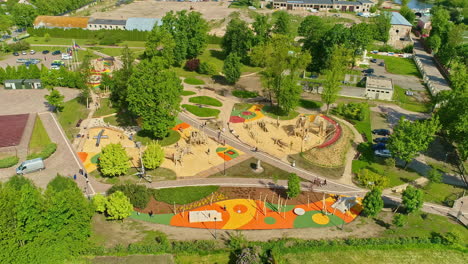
[27,37,146,48]
[371,54,421,77]
[393,85,429,113]
[153,185,219,205]
[188,96,222,107]
[28,116,52,153]
[175,253,229,264]
[299,99,323,109]
[262,105,299,120]
[135,130,181,147]
[422,182,465,206]
[184,77,205,85]
[280,247,467,264]
[182,104,220,117]
[93,98,117,117]
[58,98,89,140]
[181,90,196,96]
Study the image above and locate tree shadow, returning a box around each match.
[373,218,391,229]
[210,50,226,61]
[212,75,229,85]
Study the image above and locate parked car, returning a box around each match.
[61,53,72,60]
[50,65,60,70]
[372,143,387,150]
[30,50,36,55]
[13,52,19,56]
[16,158,45,175]
[372,129,391,136]
[21,50,27,55]
[42,50,50,54]
[370,58,377,63]
[363,68,375,74]
[52,50,61,55]
[374,137,389,143]
[375,149,392,158]
[405,90,414,96]
[379,62,385,67]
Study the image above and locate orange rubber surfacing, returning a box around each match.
[169,197,362,230]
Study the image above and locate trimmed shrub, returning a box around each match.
[27,143,57,160]
[333,102,369,121]
[107,183,151,209]
[184,59,200,72]
[0,156,19,168]
[198,62,217,75]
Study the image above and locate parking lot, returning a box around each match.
[0,48,70,70]
[368,58,426,91]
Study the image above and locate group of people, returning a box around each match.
[312,177,327,187]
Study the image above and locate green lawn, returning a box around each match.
[280,247,467,264]
[181,90,196,96]
[58,98,89,140]
[93,98,117,117]
[182,104,220,117]
[352,159,421,187]
[27,37,146,48]
[422,182,465,206]
[88,47,144,57]
[232,90,259,98]
[184,77,205,85]
[371,54,421,77]
[299,99,323,109]
[153,185,219,205]
[188,96,222,107]
[135,130,180,147]
[393,85,430,113]
[262,105,299,120]
[210,157,293,180]
[28,116,52,153]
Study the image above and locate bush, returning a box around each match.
[8,41,30,52]
[98,32,121,45]
[286,173,301,198]
[198,62,217,75]
[393,213,406,227]
[402,45,414,53]
[0,156,19,168]
[333,102,369,121]
[27,143,57,160]
[107,183,151,209]
[232,90,259,98]
[427,168,443,183]
[185,59,200,72]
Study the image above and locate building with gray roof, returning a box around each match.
[388,12,413,49]
[125,18,163,32]
[88,18,127,30]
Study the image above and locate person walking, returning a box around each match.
[73,174,77,180]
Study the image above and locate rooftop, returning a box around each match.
[88,18,127,26]
[34,16,89,29]
[390,12,412,27]
[366,76,393,90]
[125,17,162,32]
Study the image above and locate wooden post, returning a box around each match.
[307,194,310,208]
[210,192,214,205]
[173,202,177,215]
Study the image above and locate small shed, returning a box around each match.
[365,76,393,101]
[4,79,43,89]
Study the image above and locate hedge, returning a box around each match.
[27,27,148,42]
[0,156,19,168]
[27,143,57,160]
[107,183,151,209]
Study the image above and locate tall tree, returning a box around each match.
[127,60,183,138]
[107,46,135,109]
[143,141,165,170]
[387,117,441,168]
[44,88,64,113]
[0,15,12,35]
[105,191,133,220]
[402,185,423,213]
[321,45,349,114]
[349,23,374,66]
[361,189,384,217]
[400,5,416,25]
[449,59,468,93]
[222,18,254,62]
[273,11,291,35]
[374,11,392,43]
[99,143,130,177]
[252,14,271,45]
[223,52,241,84]
[286,173,301,198]
[11,4,37,27]
[145,26,175,68]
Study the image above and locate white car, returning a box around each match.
[21,50,27,55]
[50,65,60,70]
[61,53,72,60]
[30,50,36,55]
[375,149,392,158]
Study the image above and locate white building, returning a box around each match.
[365,76,394,101]
[87,18,127,30]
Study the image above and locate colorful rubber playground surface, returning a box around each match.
[131,196,362,230]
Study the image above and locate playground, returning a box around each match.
[88,57,115,89]
[229,104,342,159]
[132,187,362,230]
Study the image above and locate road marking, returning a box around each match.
[39,112,96,195]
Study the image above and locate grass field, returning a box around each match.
[27,37,145,48]
[299,99,323,109]
[28,116,52,153]
[135,130,180,147]
[393,85,430,113]
[93,98,117,117]
[371,54,421,77]
[210,157,292,180]
[188,96,222,107]
[181,90,196,96]
[422,182,465,206]
[352,159,421,187]
[182,104,220,117]
[58,98,89,140]
[88,47,145,57]
[262,105,299,120]
[184,77,205,85]
[153,185,219,205]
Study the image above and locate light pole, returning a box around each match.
[214,217,217,239]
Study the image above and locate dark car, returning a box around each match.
[372,143,387,150]
[379,62,385,67]
[42,50,50,54]
[372,129,391,136]
[52,50,61,55]
[374,137,389,143]
[363,68,375,74]
[13,52,19,56]
[370,58,377,63]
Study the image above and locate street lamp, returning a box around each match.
[214,217,217,239]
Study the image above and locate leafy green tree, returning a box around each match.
[107,184,151,209]
[276,75,302,114]
[107,46,135,110]
[430,6,451,37]
[44,33,51,42]
[287,173,301,198]
[252,14,271,45]
[92,194,107,213]
[223,52,242,84]
[0,15,12,35]
[299,15,329,37]
[99,143,130,177]
[349,23,374,65]
[143,141,165,170]
[222,18,254,62]
[145,26,175,67]
[198,61,217,75]
[250,43,273,67]
[362,189,384,217]
[11,4,37,27]
[400,5,416,24]
[387,117,441,168]
[273,11,291,35]
[428,33,442,53]
[402,185,423,213]
[322,46,350,114]
[44,88,65,112]
[127,60,183,138]
[374,11,392,43]
[105,191,133,220]
[427,168,443,184]
[449,59,467,93]
[392,213,406,227]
